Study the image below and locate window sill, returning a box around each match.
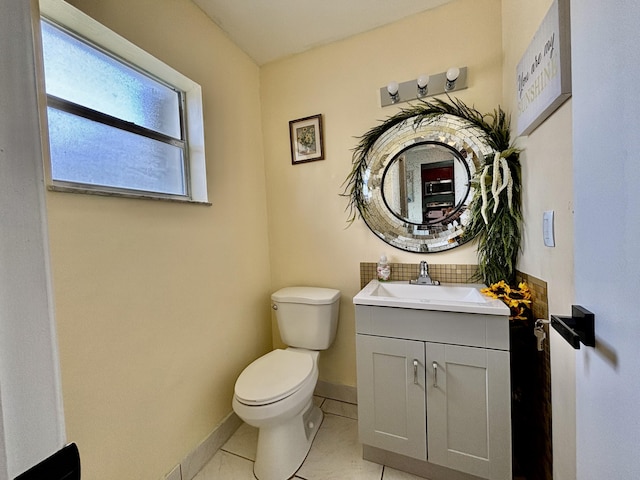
[47,184,212,206]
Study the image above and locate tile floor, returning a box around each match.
[193,396,425,480]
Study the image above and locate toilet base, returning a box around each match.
[254,401,323,480]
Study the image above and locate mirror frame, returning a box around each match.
[344,98,522,282]
[355,114,496,252]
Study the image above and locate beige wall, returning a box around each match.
[260,0,503,387]
[46,1,273,479]
[501,1,576,479]
[41,0,577,478]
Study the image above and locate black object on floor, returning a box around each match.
[14,443,80,480]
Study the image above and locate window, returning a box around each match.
[38,0,208,203]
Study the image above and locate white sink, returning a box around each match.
[353,280,510,315]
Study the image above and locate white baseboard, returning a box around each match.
[163,411,243,480]
[315,380,357,404]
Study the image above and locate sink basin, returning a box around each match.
[374,282,487,302]
[353,280,510,315]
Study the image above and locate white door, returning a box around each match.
[426,343,511,480]
[356,334,427,460]
[0,2,66,478]
[571,1,640,477]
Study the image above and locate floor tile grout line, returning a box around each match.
[320,410,358,421]
[322,398,358,406]
[217,447,255,464]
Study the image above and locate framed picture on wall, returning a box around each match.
[289,114,324,164]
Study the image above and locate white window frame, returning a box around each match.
[37,0,208,204]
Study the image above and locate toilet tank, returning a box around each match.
[271,287,340,350]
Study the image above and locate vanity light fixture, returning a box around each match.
[417,74,429,97]
[387,81,400,103]
[379,66,468,107]
[445,67,460,91]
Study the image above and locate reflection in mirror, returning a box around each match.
[382,142,470,225]
[357,114,496,253]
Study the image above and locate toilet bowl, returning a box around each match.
[232,286,340,480]
[233,349,322,480]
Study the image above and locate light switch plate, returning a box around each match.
[543,210,555,247]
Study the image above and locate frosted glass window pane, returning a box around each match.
[48,108,186,196]
[41,21,181,139]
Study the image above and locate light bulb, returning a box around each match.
[417,74,429,98]
[387,81,400,103]
[445,67,460,91]
[446,67,460,82]
[417,74,430,89]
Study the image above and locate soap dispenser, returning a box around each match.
[376,254,391,282]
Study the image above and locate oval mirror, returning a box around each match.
[381,142,471,226]
[359,114,496,253]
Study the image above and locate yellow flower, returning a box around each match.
[481,281,532,321]
[481,289,500,299]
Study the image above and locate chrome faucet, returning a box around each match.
[410,260,440,285]
[420,261,429,278]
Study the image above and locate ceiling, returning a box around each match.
[191,0,454,65]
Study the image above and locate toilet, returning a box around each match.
[232,286,340,480]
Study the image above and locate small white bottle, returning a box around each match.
[376,254,391,282]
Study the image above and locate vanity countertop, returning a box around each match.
[353,279,510,316]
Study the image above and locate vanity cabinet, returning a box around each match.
[356,305,512,480]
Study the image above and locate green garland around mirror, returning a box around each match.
[343,97,522,285]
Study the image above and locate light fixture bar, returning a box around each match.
[379,67,468,107]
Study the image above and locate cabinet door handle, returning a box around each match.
[433,362,438,388]
[413,359,419,384]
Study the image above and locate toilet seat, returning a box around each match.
[234,349,314,405]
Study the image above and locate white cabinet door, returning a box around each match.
[356,334,427,460]
[426,342,512,480]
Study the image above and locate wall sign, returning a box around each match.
[516,0,571,137]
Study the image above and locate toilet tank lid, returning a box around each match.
[272,287,340,305]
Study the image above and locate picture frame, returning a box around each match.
[289,114,324,164]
